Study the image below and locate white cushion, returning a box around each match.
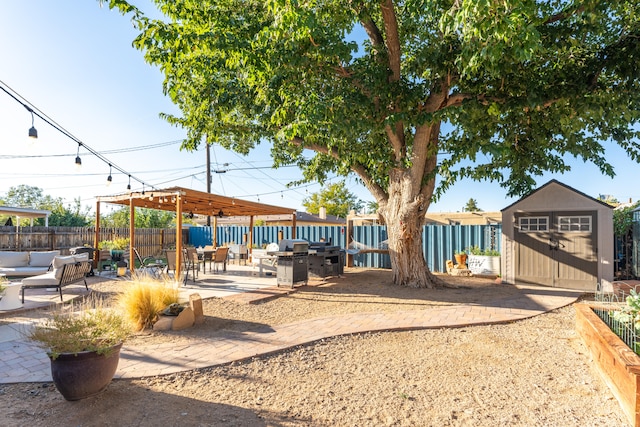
[52,256,78,280]
[29,250,60,267]
[0,251,29,267]
[73,253,89,262]
[21,271,58,287]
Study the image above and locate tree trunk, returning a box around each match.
[379,169,438,288]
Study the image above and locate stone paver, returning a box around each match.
[0,279,583,384]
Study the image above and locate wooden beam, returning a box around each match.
[175,194,183,279]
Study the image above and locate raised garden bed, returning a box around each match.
[575,303,640,427]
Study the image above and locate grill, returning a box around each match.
[269,239,309,287]
[308,241,344,279]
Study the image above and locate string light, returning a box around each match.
[0,80,156,193]
[74,143,82,169]
[106,164,112,186]
[26,106,37,139]
[127,175,131,191]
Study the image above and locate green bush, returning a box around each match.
[467,246,500,256]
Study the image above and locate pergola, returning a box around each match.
[95,186,297,277]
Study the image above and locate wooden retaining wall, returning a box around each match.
[575,303,640,426]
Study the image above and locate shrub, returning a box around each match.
[116,273,180,331]
[468,246,500,256]
[28,296,132,359]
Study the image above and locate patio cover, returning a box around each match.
[0,206,51,226]
[95,187,297,277]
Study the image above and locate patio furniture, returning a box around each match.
[184,247,201,282]
[229,244,248,265]
[133,248,165,278]
[212,247,229,272]
[198,245,216,273]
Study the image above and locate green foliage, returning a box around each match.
[613,202,640,237]
[467,246,500,256]
[104,0,640,201]
[302,182,362,218]
[101,207,175,228]
[98,238,130,250]
[28,297,132,359]
[463,198,482,212]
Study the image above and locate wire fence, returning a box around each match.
[592,283,640,355]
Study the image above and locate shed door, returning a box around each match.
[514,211,597,290]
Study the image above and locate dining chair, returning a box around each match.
[212,247,229,272]
[184,247,201,282]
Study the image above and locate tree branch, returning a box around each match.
[544,5,585,25]
[291,137,388,202]
[380,0,401,81]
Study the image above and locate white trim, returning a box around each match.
[558,215,592,232]
[518,216,549,232]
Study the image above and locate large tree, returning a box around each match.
[105,0,640,287]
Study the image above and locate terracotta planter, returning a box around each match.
[454,253,467,267]
[49,342,122,401]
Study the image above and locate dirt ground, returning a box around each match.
[0,269,629,426]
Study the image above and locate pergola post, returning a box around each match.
[248,215,254,256]
[175,193,183,279]
[129,199,135,270]
[94,200,101,268]
[292,213,297,239]
[213,216,218,247]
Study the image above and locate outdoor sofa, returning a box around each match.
[21,253,92,302]
[0,250,60,277]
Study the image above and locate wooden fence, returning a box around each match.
[0,226,186,258]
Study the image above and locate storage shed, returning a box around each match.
[501,179,613,291]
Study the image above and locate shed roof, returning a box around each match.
[96,186,296,217]
[500,179,613,212]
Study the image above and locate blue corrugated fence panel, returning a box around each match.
[191,224,501,272]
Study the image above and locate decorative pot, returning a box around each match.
[110,250,124,262]
[454,253,467,267]
[49,342,122,401]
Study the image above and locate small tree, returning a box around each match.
[463,198,482,212]
[303,182,362,218]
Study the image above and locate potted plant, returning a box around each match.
[27,297,132,401]
[98,238,130,262]
[467,246,501,276]
[454,250,467,268]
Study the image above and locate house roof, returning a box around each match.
[500,179,614,212]
[96,186,296,217]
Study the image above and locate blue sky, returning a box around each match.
[1,1,638,217]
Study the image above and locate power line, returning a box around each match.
[0,79,159,192]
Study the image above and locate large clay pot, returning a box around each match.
[49,342,122,401]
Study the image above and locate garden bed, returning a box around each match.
[575,303,640,427]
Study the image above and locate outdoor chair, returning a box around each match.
[184,247,201,282]
[133,247,165,278]
[200,245,216,272]
[212,247,229,272]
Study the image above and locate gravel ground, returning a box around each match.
[0,269,629,426]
